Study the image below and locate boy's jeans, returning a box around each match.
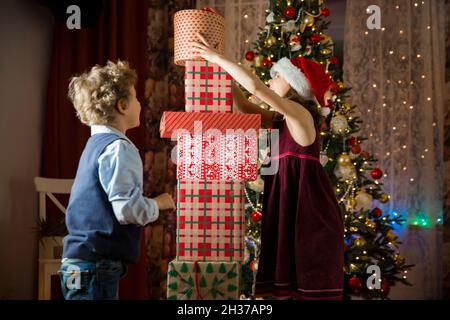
[59,258,127,300]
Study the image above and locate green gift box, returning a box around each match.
[167,260,240,300]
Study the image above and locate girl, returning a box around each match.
[190,34,344,300]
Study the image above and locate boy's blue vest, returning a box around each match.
[63,133,141,263]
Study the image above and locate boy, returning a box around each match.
[59,60,175,300]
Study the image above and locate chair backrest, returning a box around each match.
[34,177,74,220]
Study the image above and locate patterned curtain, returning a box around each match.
[344,0,446,299]
[143,0,194,300]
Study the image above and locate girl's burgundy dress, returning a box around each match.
[255,117,344,300]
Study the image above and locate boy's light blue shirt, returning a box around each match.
[91,125,159,226]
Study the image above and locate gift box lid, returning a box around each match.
[160,112,261,138]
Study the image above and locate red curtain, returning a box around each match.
[42,0,150,299]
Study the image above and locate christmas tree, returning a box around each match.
[241,0,413,300]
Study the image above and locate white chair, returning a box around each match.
[34,177,74,300]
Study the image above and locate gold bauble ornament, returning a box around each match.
[379,193,390,203]
[337,81,345,89]
[321,48,332,55]
[349,226,358,232]
[354,237,366,247]
[265,35,277,47]
[300,14,315,33]
[338,153,352,167]
[253,55,263,67]
[304,15,315,27]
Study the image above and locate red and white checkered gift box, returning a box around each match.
[185,60,233,113]
[175,180,244,262]
[177,131,258,181]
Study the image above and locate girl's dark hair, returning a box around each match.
[286,88,324,126]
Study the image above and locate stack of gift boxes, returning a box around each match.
[161,61,261,300]
[161,9,260,300]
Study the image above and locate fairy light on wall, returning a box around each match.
[357,1,442,228]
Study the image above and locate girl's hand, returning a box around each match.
[189,33,222,64]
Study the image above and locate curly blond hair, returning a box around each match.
[68,60,137,125]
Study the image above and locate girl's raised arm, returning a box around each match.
[189,33,301,120]
[232,83,275,128]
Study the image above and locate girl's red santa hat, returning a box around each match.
[270,56,334,116]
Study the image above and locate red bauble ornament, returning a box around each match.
[251,210,262,222]
[245,50,255,61]
[348,276,362,293]
[262,57,272,67]
[329,56,339,65]
[321,8,330,17]
[310,34,322,44]
[380,279,390,297]
[249,260,255,271]
[320,121,328,132]
[372,207,382,218]
[351,144,361,154]
[347,136,357,146]
[371,168,383,179]
[284,6,296,19]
